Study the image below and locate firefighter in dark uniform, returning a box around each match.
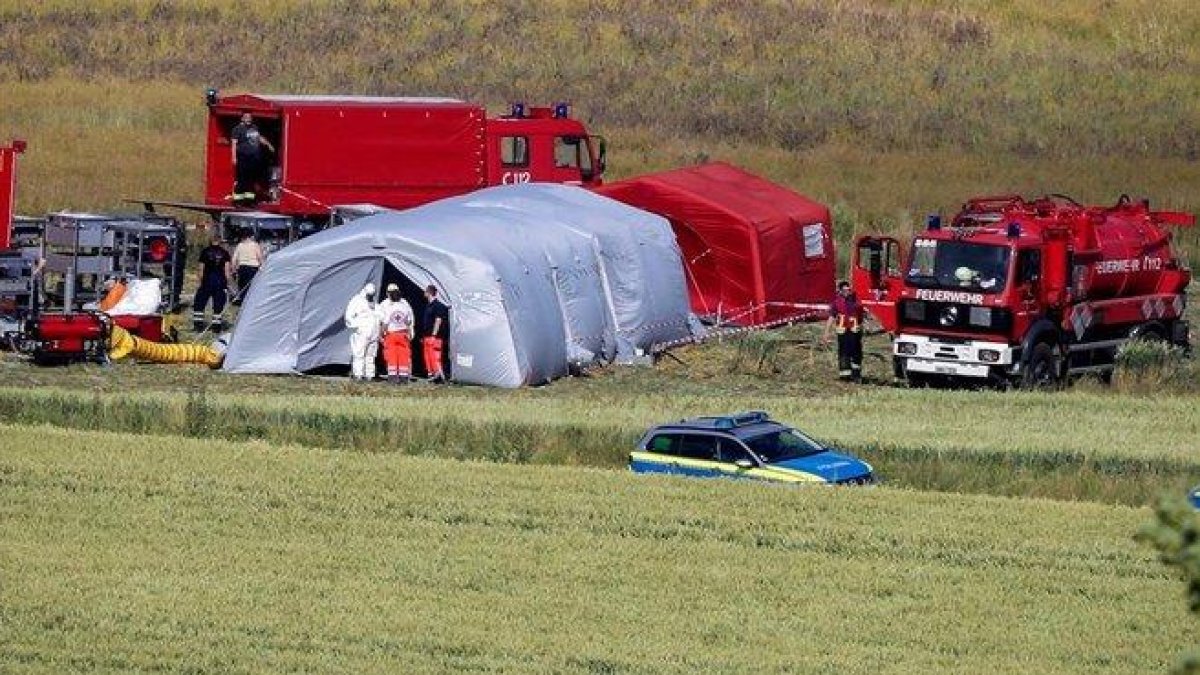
[192,233,233,332]
[822,281,864,382]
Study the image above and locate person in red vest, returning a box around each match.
[821,281,864,382]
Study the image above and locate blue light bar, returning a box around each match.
[553,102,569,118]
[926,214,942,231]
[1007,222,1021,238]
[510,102,526,118]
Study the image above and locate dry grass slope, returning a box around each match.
[0,0,1197,258]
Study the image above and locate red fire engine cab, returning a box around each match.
[853,194,1193,388]
[201,91,606,226]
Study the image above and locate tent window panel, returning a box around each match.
[801,223,826,258]
[501,137,529,167]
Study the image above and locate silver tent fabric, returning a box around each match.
[221,184,693,387]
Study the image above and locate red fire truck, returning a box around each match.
[853,194,1193,387]
[196,91,606,226]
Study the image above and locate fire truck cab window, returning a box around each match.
[906,240,1010,294]
[554,136,591,173]
[500,136,529,167]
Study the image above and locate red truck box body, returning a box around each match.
[205,94,603,220]
[206,95,487,214]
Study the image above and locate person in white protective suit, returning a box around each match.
[344,283,381,380]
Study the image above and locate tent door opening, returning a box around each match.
[380,262,449,380]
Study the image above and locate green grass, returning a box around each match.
[0,375,1196,506]
[0,423,1191,672]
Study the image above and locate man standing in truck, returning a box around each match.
[230,112,274,201]
[821,281,864,383]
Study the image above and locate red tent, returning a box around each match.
[598,162,835,325]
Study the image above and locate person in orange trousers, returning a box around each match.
[421,284,450,383]
[377,283,415,384]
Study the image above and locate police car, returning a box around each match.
[629,411,874,485]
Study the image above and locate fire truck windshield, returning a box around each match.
[905,240,1011,293]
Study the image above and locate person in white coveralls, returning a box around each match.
[344,283,381,380]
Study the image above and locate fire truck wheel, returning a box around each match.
[1129,322,1166,343]
[1021,342,1062,390]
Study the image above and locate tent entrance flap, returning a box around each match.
[295,257,384,373]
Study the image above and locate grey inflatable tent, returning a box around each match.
[221,184,694,387]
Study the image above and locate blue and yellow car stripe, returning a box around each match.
[628,451,827,485]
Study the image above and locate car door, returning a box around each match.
[630,433,724,478]
[714,438,759,481]
[629,433,680,475]
[851,235,904,333]
[669,434,724,478]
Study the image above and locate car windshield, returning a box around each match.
[744,428,825,463]
[906,239,1011,293]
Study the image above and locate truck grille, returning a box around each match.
[899,300,1011,335]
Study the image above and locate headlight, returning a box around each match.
[969,306,992,327]
[897,341,918,355]
[979,349,1001,363]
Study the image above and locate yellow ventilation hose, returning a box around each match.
[110,325,223,368]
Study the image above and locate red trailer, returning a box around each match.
[203,93,606,224]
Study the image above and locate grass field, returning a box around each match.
[0,370,1196,506]
[1,424,1192,672]
[2,1,1199,670]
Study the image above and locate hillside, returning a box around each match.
[0,0,1197,255]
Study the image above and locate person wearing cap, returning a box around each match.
[344,283,381,381]
[821,280,865,383]
[421,284,450,383]
[377,283,414,384]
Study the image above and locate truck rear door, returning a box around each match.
[851,235,904,332]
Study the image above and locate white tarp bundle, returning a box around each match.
[222,184,694,387]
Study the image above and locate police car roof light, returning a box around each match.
[732,410,771,426]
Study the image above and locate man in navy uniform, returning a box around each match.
[192,232,232,332]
